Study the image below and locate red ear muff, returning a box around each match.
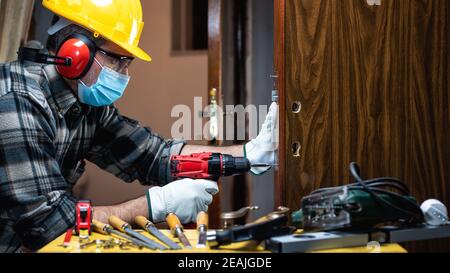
[56,34,96,80]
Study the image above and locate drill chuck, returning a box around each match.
[212,154,251,179]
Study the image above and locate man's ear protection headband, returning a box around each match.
[18,34,96,80]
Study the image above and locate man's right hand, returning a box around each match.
[147,179,219,224]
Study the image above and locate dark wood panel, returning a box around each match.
[231,0,249,212]
[284,0,449,252]
[208,0,223,229]
[274,0,286,208]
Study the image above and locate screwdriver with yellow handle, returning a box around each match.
[92,219,153,250]
[108,216,167,250]
[166,213,192,249]
[196,211,208,248]
[135,216,182,250]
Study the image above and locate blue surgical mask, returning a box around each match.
[78,59,130,107]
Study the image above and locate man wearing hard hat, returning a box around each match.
[0,0,278,252]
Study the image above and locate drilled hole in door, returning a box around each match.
[292,101,302,114]
[292,142,301,157]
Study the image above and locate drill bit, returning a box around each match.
[251,163,274,168]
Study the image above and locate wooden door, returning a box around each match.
[208,0,224,228]
[207,0,253,227]
[277,0,450,252]
[274,0,286,208]
[0,0,35,62]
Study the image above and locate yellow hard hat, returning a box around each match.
[42,0,151,62]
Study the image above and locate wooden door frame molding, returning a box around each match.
[208,0,223,228]
[274,0,286,207]
[208,0,223,101]
[0,0,35,62]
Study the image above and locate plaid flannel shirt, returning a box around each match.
[0,61,185,252]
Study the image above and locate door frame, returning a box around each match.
[274,0,286,207]
[207,0,223,228]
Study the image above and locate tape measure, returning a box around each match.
[75,200,93,240]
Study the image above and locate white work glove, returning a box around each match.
[244,102,279,175]
[147,179,219,224]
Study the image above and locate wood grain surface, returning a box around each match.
[283,0,449,252]
[274,0,286,208]
[0,0,34,62]
[208,0,224,229]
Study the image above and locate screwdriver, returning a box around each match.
[109,216,167,250]
[196,211,208,248]
[135,216,182,250]
[166,213,192,249]
[92,219,153,250]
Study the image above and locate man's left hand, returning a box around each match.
[244,102,279,175]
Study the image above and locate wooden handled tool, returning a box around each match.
[92,219,150,249]
[92,219,109,235]
[135,216,181,250]
[108,216,129,232]
[197,211,209,227]
[196,211,209,248]
[135,216,151,229]
[166,213,192,249]
[108,216,167,250]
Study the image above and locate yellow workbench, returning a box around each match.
[39,230,407,253]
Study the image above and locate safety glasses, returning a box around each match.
[96,47,134,72]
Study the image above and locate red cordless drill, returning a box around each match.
[170,152,271,181]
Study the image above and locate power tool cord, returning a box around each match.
[310,163,424,223]
[348,162,423,223]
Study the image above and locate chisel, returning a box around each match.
[196,211,208,248]
[135,216,182,250]
[92,219,153,250]
[166,213,192,249]
[108,216,167,250]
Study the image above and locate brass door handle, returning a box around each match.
[220,206,260,229]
